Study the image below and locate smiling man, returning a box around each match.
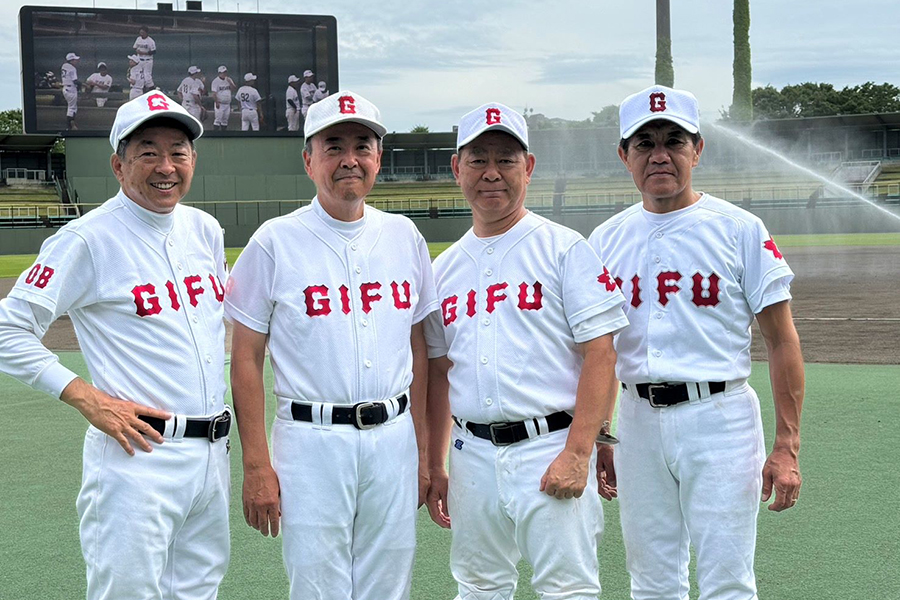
[423,103,627,600]
[0,91,231,599]
[225,90,437,600]
[588,85,805,600]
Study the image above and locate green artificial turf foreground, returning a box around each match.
[1,359,898,599]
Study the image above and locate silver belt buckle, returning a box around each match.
[647,384,668,408]
[208,411,230,442]
[488,423,515,446]
[354,402,378,430]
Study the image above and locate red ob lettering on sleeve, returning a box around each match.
[304,285,331,317]
[24,264,55,288]
[132,283,162,317]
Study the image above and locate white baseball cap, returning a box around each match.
[456,102,528,151]
[244,73,257,82]
[217,65,228,73]
[188,65,201,75]
[318,81,326,90]
[66,52,80,61]
[304,90,386,139]
[303,69,314,78]
[97,62,107,69]
[127,54,140,63]
[619,85,700,140]
[108,91,203,150]
[288,75,300,83]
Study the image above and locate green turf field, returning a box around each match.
[3,232,899,278]
[1,359,898,599]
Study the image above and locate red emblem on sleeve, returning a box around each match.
[597,267,619,292]
[763,237,784,259]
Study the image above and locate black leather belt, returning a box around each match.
[624,382,726,407]
[139,410,231,442]
[453,411,573,446]
[291,394,408,430]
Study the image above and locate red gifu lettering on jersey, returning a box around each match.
[338,95,356,114]
[147,93,170,111]
[132,283,162,317]
[466,290,477,317]
[304,285,331,317]
[166,280,181,311]
[656,271,682,306]
[391,281,412,309]
[184,275,205,307]
[763,237,784,259]
[442,296,459,326]
[486,108,502,125]
[649,92,667,112]
[339,285,351,315]
[691,272,721,307]
[208,275,225,303]
[486,283,509,313]
[630,275,643,308]
[598,267,618,292]
[360,282,382,314]
[517,282,543,310]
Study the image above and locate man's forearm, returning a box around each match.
[566,335,618,458]
[768,338,804,454]
[426,357,453,473]
[409,323,429,460]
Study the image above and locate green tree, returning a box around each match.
[0,109,24,134]
[745,82,900,120]
[730,0,752,121]
[655,0,674,87]
[409,124,430,133]
[591,105,619,127]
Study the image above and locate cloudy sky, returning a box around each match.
[2,0,896,132]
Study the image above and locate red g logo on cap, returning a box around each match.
[649,92,667,113]
[485,108,502,125]
[338,96,356,114]
[147,93,170,111]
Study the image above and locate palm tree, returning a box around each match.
[731,0,753,120]
[655,0,674,87]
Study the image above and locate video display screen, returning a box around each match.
[20,6,338,136]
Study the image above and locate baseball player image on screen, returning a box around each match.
[225,90,438,600]
[423,103,628,600]
[211,65,237,130]
[178,66,206,122]
[127,54,147,100]
[236,73,263,131]
[0,91,232,600]
[285,74,301,131]
[299,69,317,118]
[61,52,80,129]
[85,62,112,107]
[587,85,805,600]
[133,26,157,91]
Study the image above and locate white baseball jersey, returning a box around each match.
[425,211,628,423]
[179,77,205,107]
[588,194,793,384]
[86,72,112,92]
[285,85,299,111]
[211,76,233,104]
[225,197,438,418]
[236,85,261,111]
[300,82,317,109]
[133,35,156,59]
[128,65,146,98]
[61,63,78,88]
[0,190,227,415]
[313,88,329,103]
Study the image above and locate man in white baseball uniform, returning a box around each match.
[127,55,147,100]
[236,73,263,131]
[588,85,804,600]
[61,52,80,129]
[299,69,317,118]
[226,90,437,600]
[423,103,628,600]
[133,26,157,90]
[85,62,112,107]
[0,91,231,600]
[178,66,206,121]
[211,65,236,130]
[313,81,330,103]
[285,74,301,131]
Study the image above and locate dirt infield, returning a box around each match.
[1,244,897,364]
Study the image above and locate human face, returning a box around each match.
[111,125,196,214]
[618,121,703,212]
[451,131,535,235]
[303,122,381,219]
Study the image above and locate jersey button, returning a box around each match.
[485,398,493,406]
[653,350,662,357]
[482,318,490,326]
[351,243,359,251]
[355,266,362,274]
[192,316,199,323]
[656,232,664,239]
[481,356,488,364]
[177,262,183,271]
[167,240,174,247]
[486,248,494,255]
[654,256,661,263]
[655,312,663,319]
[206,355,213,363]
[361,319,368,327]
[365,360,372,368]
[484,269,493,276]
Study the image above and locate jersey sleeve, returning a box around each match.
[561,238,627,333]
[7,230,98,320]
[412,233,439,324]
[423,310,448,359]
[223,237,276,333]
[740,219,794,314]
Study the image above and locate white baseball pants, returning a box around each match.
[448,425,603,600]
[130,86,144,100]
[272,410,418,600]
[184,104,202,121]
[94,95,107,107]
[77,425,231,600]
[63,87,78,117]
[285,108,300,131]
[140,59,154,87]
[214,103,231,127]
[615,382,765,600]
[241,109,259,131]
